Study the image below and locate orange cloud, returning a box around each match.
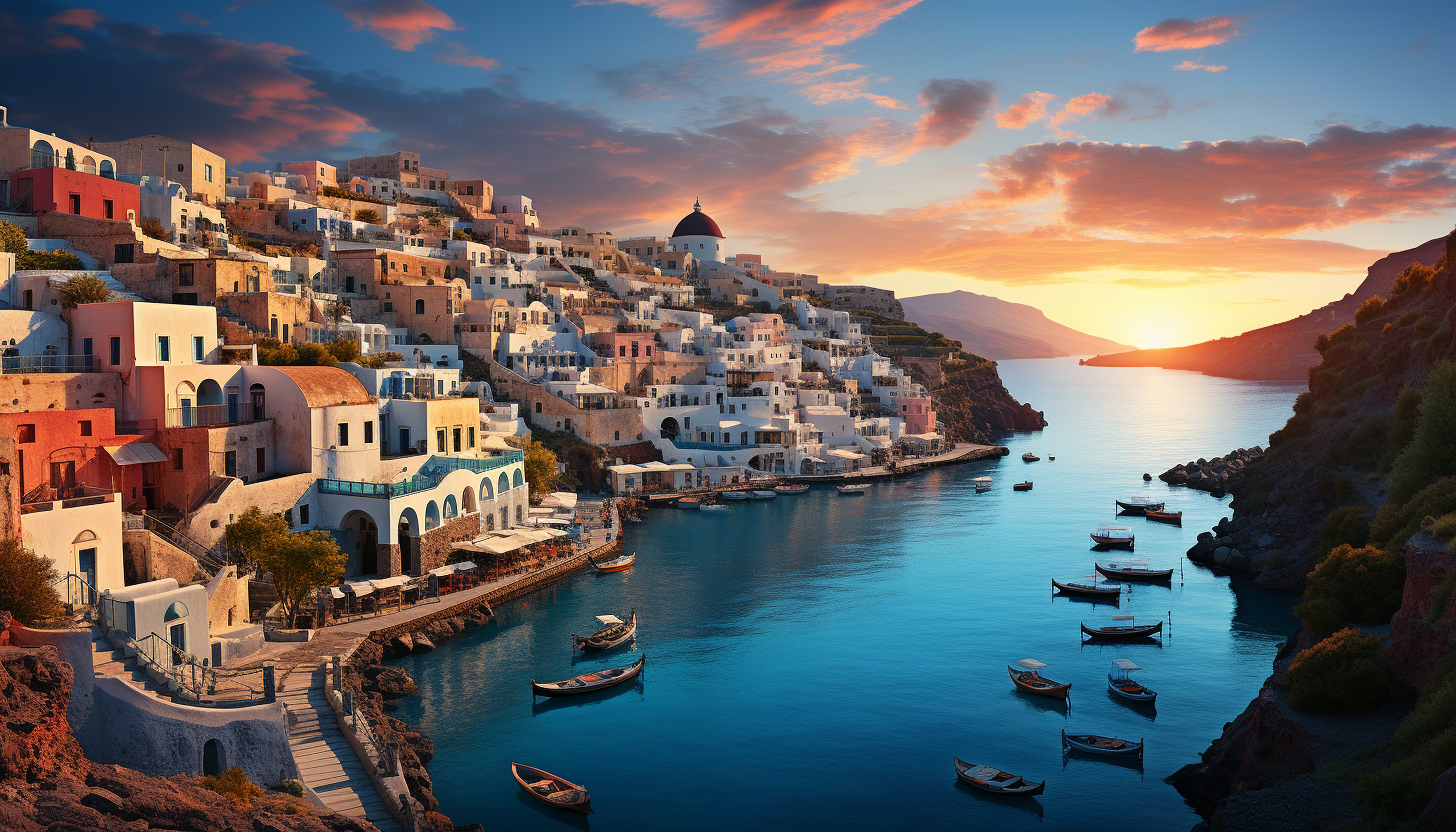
[1134,15,1244,52]
[332,0,456,51]
[995,92,1056,129]
[1173,60,1228,72]
[434,41,500,71]
[49,8,100,28]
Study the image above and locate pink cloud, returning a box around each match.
[897,79,996,157]
[434,41,500,71]
[46,34,85,50]
[1134,15,1244,52]
[332,0,457,51]
[995,92,1057,129]
[1173,60,1228,72]
[49,8,100,28]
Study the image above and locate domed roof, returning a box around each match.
[671,199,724,239]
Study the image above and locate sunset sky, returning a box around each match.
[4,0,1455,348]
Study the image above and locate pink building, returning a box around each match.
[894,393,937,435]
[281,160,338,193]
[9,166,139,222]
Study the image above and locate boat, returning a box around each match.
[1022,453,1040,462]
[974,476,992,493]
[1048,456,1055,461]
[1062,729,1144,757]
[573,611,637,651]
[752,490,778,499]
[774,484,810,494]
[1095,560,1174,582]
[722,491,751,501]
[1114,497,1165,516]
[700,503,729,512]
[1108,658,1157,704]
[1052,576,1122,600]
[1013,481,1033,491]
[1081,615,1163,641]
[511,763,594,814]
[590,552,635,573]
[953,758,1045,796]
[837,483,870,494]
[1143,508,1183,525]
[531,654,646,698]
[1007,658,1070,699]
[1091,525,1135,548]
[677,497,700,509]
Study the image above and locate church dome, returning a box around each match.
[671,199,724,239]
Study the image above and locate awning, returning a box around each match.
[329,586,346,599]
[343,580,375,597]
[533,517,572,526]
[105,443,168,466]
[718,419,741,428]
[428,565,456,577]
[480,434,516,450]
[370,575,409,590]
[459,534,532,555]
[540,492,578,510]
[825,448,866,460]
[640,461,672,471]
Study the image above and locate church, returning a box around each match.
[668,198,726,264]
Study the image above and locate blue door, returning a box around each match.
[226,393,239,424]
[78,547,96,604]
[180,397,193,427]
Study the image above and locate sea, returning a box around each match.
[387,357,1306,831]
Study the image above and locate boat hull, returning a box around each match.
[1051,578,1121,600]
[1013,482,1032,491]
[573,612,637,651]
[591,554,635,574]
[1095,563,1173,582]
[1091,535,1134,549]
[1062,730,1144,757]
[774,485,809,494]
[512,764,593,814]
[1108,674,1158,704]
[953,758,1045,796]
[1008,666,1070,700]
[532,655,646,698]
[1115,500,1164,515]
[1080,621,1163,640]
[1143,510,1182,525]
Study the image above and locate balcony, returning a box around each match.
[1,354,102,374]
[165,403,267,428]
[317,451,523,499]
[27,151,103,176]
[21,485,115,514]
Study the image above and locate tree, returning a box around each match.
[524,440,559,495]
[18,249,83,270]
[1285,628,1389,714]
[139,216,168,241]
[293,342,338,366]
[0,538,64,626]
[354,208,380,225]
[258,530,347,627]
[1390,361,1456,503]
[1293,544,1404,633]
[225,506,288,564]
[325,338,362,364]
[59,274,112,308]
[0,219,25,254]
[327,300,349,329]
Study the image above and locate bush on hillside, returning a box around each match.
[1380,386,1425,474]
[1371,476,1456,554]
[199,767,262,808]
[1389,361,1456,503]
[1317,506,1370,557]
[293,342,338,366]
[1391,263,1436,302]
[1285,628,1389,714]
[1358,656,1456,827]
[58,274,111,308]
[1293,544,1404,633]
[0,538,63,626]
[1355,295,1388,325]
[17,249,83,270]
[0,219,26,254]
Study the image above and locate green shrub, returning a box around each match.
[1329,322,1357,345]
[1286,628,1389,713]
[1293,544,1404,633]
[1335,472,1357,503]
[279,779,305,798]
[58,274,111,308]
[293,342,338,366]
[1371,476,1456,553]
[17,249,83,270]
[1392,263,1436,301]
[1398,311,1420,328]
[199,767,262,807]
[1432,513,1456,542]
[1317,506,1370,557]
[0,538,64,626]
[1355,295,1388,325]
[1380,387,1425,474]
[0,219,25,254]
[1359,657,1456,827]
[1389,361,1456,503]
[1417,316,1437,338]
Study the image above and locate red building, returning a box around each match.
[9,166,140,222]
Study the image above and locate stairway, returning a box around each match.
[90,629,183,702]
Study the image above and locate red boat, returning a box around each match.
[591,552,635,573]
[1091,525,1135,549]
[1143,509,1182,525]
[1008,659,1070,699]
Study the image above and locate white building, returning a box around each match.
[668,199,726,264]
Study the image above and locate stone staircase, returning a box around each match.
[90,629,185,702]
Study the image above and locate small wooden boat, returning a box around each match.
[1062,729,1144,757]
[532,654,646,698]
[700,503,729,512]
[1022,453,1040,462]
[573,611,637,651]
[954,758,1045,796]
[511,763,593,814]
[1052,576,1122,600]
[677,497,700,509]
[590,552,635,573]
[1048,456,1055,461]
[974,476,992,493]
[1091,525,1135,548]
[1081,615,1163,641]
[774,484,809,494]
[1096,560,1173,582]
[1108,658,1157,704]
[837,483,869,494]
[722,490,751,501]
[1008,659,1070,699]
[1144,508,1183,525]
[751,490,777,499]
[1013,481,1033,491]
[1114,497,1164,515]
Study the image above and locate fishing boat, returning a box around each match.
[1108,658,1157,704]
[1013,481,1033,491]
[590,552,635,573]
[1091,525,1135,548]
[1062,729,1144,758]
[1048,455,1055,461]
[1022,453,1040,462]
[974,476,993,492]
[774,483,810,494]
[700,503,729,512]
[1095,560,1174,582]
[677,497,700,509]
[1081,615,1163,641]
[1144,508,1183,525]
[722,490,751,501]
[837,483,870,494]
[511,763,594,814]
[752,490,778,499]
[1114,497,1165,515]
[1052,576,1122,600]
[1007,658,1071,699]
[531,654,646,698]
[573,611,637,651]
[953,758,1045,796]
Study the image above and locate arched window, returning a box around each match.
[415,299,425,315]
[249,383,266,420]
[99,160,114,179]
[497,472,510,495]
[31,140,55,168]
[513,469,524,488]
[480,477,493,500]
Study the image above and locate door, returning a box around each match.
[398,427,410,456]
[224,450,236,478]
[226,393,239,424]
[255,447,265,475]
[69,193,81,214]
[180,396,193,427]
[110,336,121,367]
[168,623,186,664]
[49,461,76,492]
[345,275,355,293]
[81,338,93,371]
[78,548,96,603]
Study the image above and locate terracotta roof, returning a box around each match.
[272,366,375,407]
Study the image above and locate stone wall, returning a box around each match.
[489,360,645,445]
[123,528,205,585]
[416,514,478,574]
[206,566,251,631]
[1389,532,1456,690]
[36,213,181,269]
[0,372,123,414]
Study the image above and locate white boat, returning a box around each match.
[722,491,751,501]
[837,483,870,494]
[752,490,777,499]
[1108,658,1157,705]
[700,504,729,512]
[974,476,993,493]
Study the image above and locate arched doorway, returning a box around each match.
[203,739,222,776]
[342,510,379,575]
[397,507,420,575]
[660,417,680,440]
[462,486,476,514]
[443,495,458,520]
[249,383,266,420]
[424,501,441,531]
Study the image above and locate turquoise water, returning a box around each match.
[388,358,1304,831]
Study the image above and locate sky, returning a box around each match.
[3,0,1455,349]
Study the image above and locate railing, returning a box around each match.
[165,403,263,428]
[50,572,99,610]
[115,419,158,435]
[318,451,523,499]
[20,486,115,514]
[140,512,230,574]
[123,631,270,706]
[1,354,102,374]
[670,440,756,451]
[26,151,102,175]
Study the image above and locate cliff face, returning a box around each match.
[925,359,1046,443]
[1389,531,1456,690]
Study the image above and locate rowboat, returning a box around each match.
[774,484,809,494]
[954,758,1045,796]
[1052,576,1122,600]
[677,497,700,509]
[1022,453,1040,462]
[752,490,777,499]
[722,491,751,501]
[1048,456,1055,461]
[1008,659,1070,699]
[1144,508,1183,525]
[1013,481,1033,491]
[1114,497,1165,515]
[590,552,635,573]
[974,476,992,492]
[1062,729,1144,758]
[531,654,646,698]
[1091,525,1135,548]
[837,483,869,494]
[700,504,729,512]
[1108,658,1157,704]
[1095,560,1173,582]
[1081,615,1163,641]
[511,763,593,814]
[573,611,637,651]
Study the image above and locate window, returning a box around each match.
[453,428,462,452]
[204,163,213,183]
[614,430,620,441]
[436,429,447,452]
[70,194,81,214]
[283,508,293,526]
[110,336,121,366]
[224,450,237,478]
[337,423,349,446]
[618,345,626,357]
[103,199,113,220]
[177,163,184,172]
[364,421,374,444]
[534,402,542,414]
[256,447,265,474]
[300,504,309,524]
[79,420,92,436]
[173,449,184,470]
[157,336,170,362]
[193,336,204,362]
[178,263,194,286]
[18,424,35,443]
[468,427,475,448]
[415,299,425,315]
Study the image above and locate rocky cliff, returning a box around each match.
[922,358,1046,443]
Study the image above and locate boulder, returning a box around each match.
[363,666,417,699]
[412,634,435,653]
[390,633,414,655]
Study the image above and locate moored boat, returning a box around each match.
[954,758,1045,796]
[511,763,594,814]
[1052,576,1122,600]
[1008,658,1070,699]
[1095,560,1173,582]
[531,654,646,698]
[1108,658,1157,705]
[1081,615,1163,641]
[1022,453,1040,462]
[677,497,700,509]
[1143,508,1183,525]
[590,552,635,573]
[1114,497,1165,515]
[573,611,637,651]
[700,503,729,512]
[974,476,993,492]
[722,491,751,501]
[1061,729,1144,757]
[1091,525,1135,548]
[752,490,778,499]
[774,484,810,494]
[837,483,870,494]
[1013,481,1033,491]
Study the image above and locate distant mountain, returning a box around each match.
[899,290,1134,360]
[1082,237,1449,380]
